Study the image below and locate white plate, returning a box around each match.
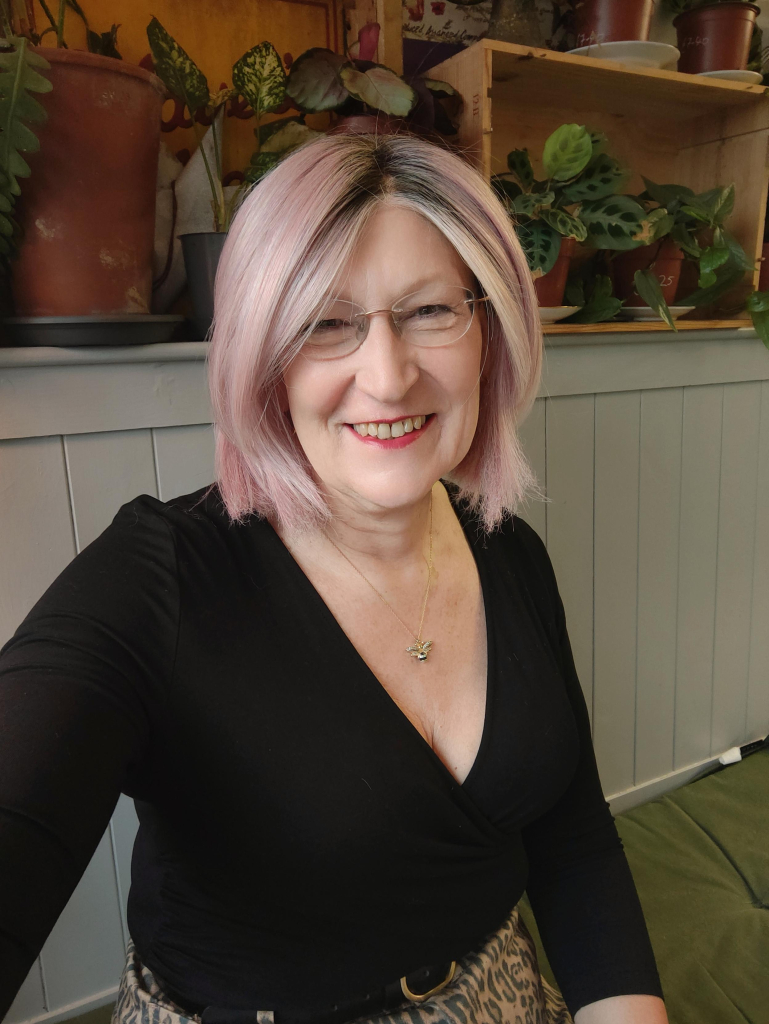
[697,69,764,84]
[620,305,696,322]
[539,305,581,324]
[567,41,680,69]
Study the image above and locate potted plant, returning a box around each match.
[147,17,461,338]
[665,0,761,73]
[0,0,166,319]
[492,123,648,307]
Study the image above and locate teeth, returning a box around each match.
[352,415,429,437]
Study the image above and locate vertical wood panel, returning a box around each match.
[747,380,769,739]
[711,381,762,754]
[516,398,547,542]
[545,394,595,721]
[0,436,75,647]
[65,430,158,550]
[635,388,683,784]
[39,833,126,1011]
[593,391,641,795]
[152,424,216,502]
[675,385,723,769]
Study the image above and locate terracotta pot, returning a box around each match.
[534,236,577,307]
[11,48,165,316]
[612,238,685,305]
[674,2,760,74]
[573,0,655,47]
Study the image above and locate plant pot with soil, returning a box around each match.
[670,0,760,73]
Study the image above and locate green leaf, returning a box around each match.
[421,78,457,96]
[679,203,712,224]
[747,289,769,314]
[633,269,677,331]
[560,154,628,202]
[285,48,348,112]
[749,307,769,349]
[516,220,562,276]
[691,184,735,225]
[542,123,593,182]
[512,190,554,216]
[720,229,755,273]
[146,16,209,114]
[233,41,286,118]
[698,245,729,288]
[580,194,647,251]
[0,37,52,197]
[540,206,588,242]
[338,64,416,117]
[260,119,323,154]
[671,222,702,258]
[589,130,608,157]
[506,149,534,191]
[677,266,746,307]
[647,208,675,244]
[564,274,585,307]
[641,177,695,208]
[244,150,283,185]
[561,274,622,323]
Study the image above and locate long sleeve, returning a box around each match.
[516,523,664,1017]
[0,499,179,1022]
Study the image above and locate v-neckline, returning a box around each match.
[264,485,496,795]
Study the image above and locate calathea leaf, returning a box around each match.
[507,149,534,191]
[285,48,348,111]
[491,176,523,205]
[512,190,554,216]
[560,154,627,202]
[579,195,646,250]
[233,41,286,117]
[338,64,416,116]
[147,17,209,114]
[542,123,593,182]
[515,220,562,277]
[540,206,587,242]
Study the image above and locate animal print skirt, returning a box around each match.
[111,904,573,1024]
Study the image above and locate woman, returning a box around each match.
[0,133,667,1024]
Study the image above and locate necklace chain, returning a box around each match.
[325,491,434,662]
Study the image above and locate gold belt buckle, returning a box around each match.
[400,961,457,1003]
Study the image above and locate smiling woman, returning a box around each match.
[0,132,667,1024]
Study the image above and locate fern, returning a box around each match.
[0,36,51,268]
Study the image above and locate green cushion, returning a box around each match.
[519,749,769,1024]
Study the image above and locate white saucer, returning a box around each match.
[620,305,695,322]
[567,41,680,69]
[539,305,581,324]
[697,69,764,84]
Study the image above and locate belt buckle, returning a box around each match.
[400,961,457,1004]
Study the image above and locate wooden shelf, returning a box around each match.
[543,319,751,334]
[430,40,769,328]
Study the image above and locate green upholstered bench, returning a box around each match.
[519,748,769,1024]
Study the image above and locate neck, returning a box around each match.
[321,482,440,568]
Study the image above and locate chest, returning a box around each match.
[288,540,489,786]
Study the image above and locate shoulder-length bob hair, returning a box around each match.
[208,131,544,533]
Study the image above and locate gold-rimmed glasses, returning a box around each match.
[300,284,490,361]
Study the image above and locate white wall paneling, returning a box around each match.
[2,331,769,1023]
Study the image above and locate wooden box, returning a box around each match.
[430,39,769,332]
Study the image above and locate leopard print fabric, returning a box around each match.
[111,904,572,1024]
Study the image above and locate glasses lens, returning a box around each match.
[394,285,475,347]
[302,299,365,360]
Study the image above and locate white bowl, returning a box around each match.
[539,306,582,324]
[697,69,764,84]
[620,305,696,322]
[567,41,680,69]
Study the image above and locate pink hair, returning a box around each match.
[207,131,544,532]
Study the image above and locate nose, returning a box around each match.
[354,311,420,402]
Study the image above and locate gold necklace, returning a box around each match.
[325,492,435,663]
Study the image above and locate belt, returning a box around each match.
[163,960,457,1024]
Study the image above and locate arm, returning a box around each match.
[0,499,179,1020]
[514,520,665,1021]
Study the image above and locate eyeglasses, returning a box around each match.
[300,284,490,361]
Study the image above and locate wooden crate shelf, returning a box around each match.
[429,39,769,329]
[543,319,750,334]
